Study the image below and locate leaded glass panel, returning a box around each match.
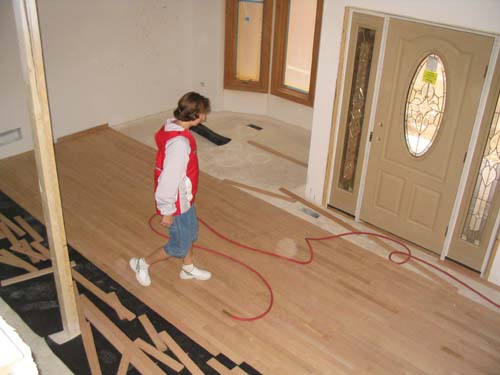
[338,27,376,192]
[461,92,500,245]
[404,54,446,157]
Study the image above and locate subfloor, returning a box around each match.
[0,111,499,374]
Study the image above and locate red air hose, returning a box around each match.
[149,214,500,321]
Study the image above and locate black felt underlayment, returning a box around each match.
[0,190,261,375]
[190,123,231,146]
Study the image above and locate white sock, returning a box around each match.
[182,264,194,272]
[140,258,149,268]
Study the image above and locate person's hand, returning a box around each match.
[160,214,173,227]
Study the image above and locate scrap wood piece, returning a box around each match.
[116,350,130,375]
[79,294,165,375]
[138,314,167,351]
[159,330,205,375]
[207,358,232,374]
[247,140,308,167]
[0,222,20,247]
[0,214,25,237]
[107,292,136,321]
[77,294,102,375]
[0,249,38,272]
[14,216,44,242]
[1,261,76,287]
[279,187,457,292]
[224,179,296,203]
[30,241,51,259]
[11,239,47,263]
[72,270,136,321]
[134,338,184,372]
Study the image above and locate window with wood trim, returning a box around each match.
[271,0,323,106]
[224,0,273,93]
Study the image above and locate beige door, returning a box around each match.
[448,59,500,271]
[329,13,384,215]
[361,19,493,253]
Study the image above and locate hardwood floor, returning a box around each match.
[1,128,499,374]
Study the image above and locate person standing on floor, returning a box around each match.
[130,92,212,286]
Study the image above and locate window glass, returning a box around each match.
[236,0,264,81]
[339,28,376,191]
[283,0,318,93]
[404,54,447,157]
[462,93,500,245]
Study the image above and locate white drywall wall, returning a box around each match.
[35,0,194,141]
[190,0,225,111]
[0,0,227,160]
[1,0,196,158]
[0,1,31,159]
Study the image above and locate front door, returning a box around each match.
[361,19,493,254]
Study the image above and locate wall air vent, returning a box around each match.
[0,128,22,146]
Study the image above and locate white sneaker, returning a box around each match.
[180,264,211,280]
[129,257,151,286]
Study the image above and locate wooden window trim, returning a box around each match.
[270,0,323,107]
[224,0,273,93]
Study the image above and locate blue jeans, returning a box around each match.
[163,206,198,258]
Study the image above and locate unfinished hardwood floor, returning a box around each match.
[1,128,499,374]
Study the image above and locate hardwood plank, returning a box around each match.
[79,295,165,375]
[280,187,458,291]
[116,351,130,375]
[30,241,51,259]
[10,239,46,262]
[138,314,167,352]
[72,270,135,321]
[159,331,205,375]
[1,128,499,375]
[1,261,76,287]
[134,338,184,372]
[207,358,232,374]
[106,292,136,321]
[231,367,250,374]
[0,222,20,247]
[0,213,25,237]
[0,249,38,272]
[77,294,102,375]
[14,215,43,242]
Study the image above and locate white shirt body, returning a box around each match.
[155,119,193,215]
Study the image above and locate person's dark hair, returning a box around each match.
[173,92,211,121]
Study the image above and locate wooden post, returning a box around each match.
[12,0,79,342]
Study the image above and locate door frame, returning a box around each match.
[325,7,500,277]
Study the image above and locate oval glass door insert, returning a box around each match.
[404,54,447,157]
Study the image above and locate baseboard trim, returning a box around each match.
[57,124,109,143]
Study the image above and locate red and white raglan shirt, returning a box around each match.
[154,118,199,216]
